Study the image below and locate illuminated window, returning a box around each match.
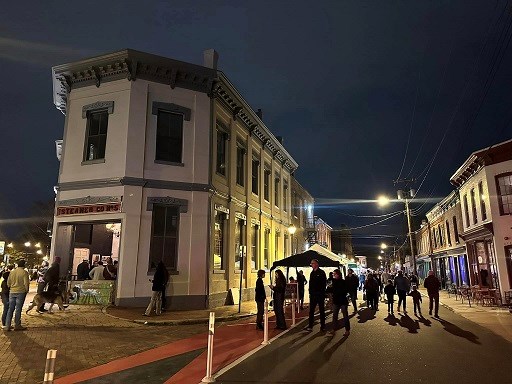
[84,110,109,161]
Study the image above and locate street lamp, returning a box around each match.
[24,242,31,247]
[288,224,296,254]
[377,195,390,207]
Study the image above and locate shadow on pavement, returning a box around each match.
[398,314,420,333]
[433,317,481,345]
[417,315,432,327]
[357,308,376,323]
[384,313,399,326]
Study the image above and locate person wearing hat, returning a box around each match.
[305,259,327,332]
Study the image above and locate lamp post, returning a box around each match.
[288,224,296,255]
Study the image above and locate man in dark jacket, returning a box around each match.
[326,269,350,336]
[41,260,60,312]
[346,268,359,312]
[255,270,266,330]
[76,260,90,280]
[306,259,327,331]
[424,270,441,317]
[296,270,307,310]
[394,270,410,313]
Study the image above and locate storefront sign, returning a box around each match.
[56,203,121,216]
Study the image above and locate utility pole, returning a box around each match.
[394,178,417,275]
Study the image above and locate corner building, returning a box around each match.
[50,49,299,309]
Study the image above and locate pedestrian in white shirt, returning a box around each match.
[89,261,105,280]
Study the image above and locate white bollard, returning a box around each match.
[261,299,270,345]
[201,312,216,383]
[43,349,57,384]
[291,293,296,326]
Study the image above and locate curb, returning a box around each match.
[102,306,257,326]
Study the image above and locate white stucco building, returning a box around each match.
[50,49,301,308]
[450,139,512,297]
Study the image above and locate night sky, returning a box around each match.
[1,1,511,262]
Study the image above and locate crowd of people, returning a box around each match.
[255,260,442,336]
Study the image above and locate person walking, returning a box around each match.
[384,279,396,314]
[296,270,307,310]
[394,270,410,313]
[346,268,359,312]
[364,273,379,310]
[410,285,422,317]
[4,260,30,331]
[270,269,287,330]
[143,261,167,316]
[306,259,327,331]
[424,270,441,317]
[255,270,266,330]
[327,269,350,337]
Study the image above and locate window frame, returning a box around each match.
[216,126,228,176]
[251,157,260,195]
[236,143,246,187]
[263,167,271,202]
[155,110,184,165]
[274,175,280,208]
[478,181,487,220]
[83,109,109,164]
[148,204,180,272]
[470,188,478,224]
[496,172,512,216]
[463,194,470,227]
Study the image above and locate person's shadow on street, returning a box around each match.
[417,315,432,327]
[384,313,399,326]
[398,314,420,333]
[357,308,376,323]
[433,316,481,344]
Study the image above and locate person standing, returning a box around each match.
[89,261,105,280]
[4,260,30,331]
[327,269,350,336]
[306,259,327,332]
[36,261,49,312]
[270,269,287,330]
[103,257,117,280]
[296,270,307,310]
[255,270,266,330]
[1,266,13,328]
[384,279,396,314]
[424,270,441,317]
[76,259,90,280]
[346,268,359,312]
[143,261,166,316]
[160,263,169,311]
[358,272,366,291]
[394,270,410,313]
[42,260,61,311]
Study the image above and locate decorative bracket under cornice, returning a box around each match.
[169,68,178,89]
[127,60,138,81]
[92,67,101,87]
[233,106,243,121]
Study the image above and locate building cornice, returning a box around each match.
[214,72,299,173]
[52,49,216,115]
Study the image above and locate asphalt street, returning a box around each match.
[216,305,512,384]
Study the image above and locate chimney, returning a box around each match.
[256,108,263,119]
[203,49,219,69]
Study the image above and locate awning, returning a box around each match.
[270,245,341,272]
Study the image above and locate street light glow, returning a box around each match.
[36,249,43,255]
[287,224,296,235]
[377,195,390,206]
[24,242,31,247]
[378,256,382,260]
[35,242,41,248]
[381,243,388,249]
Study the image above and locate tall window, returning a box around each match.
[149,205,179,271]
[236,145,245,186]
[446,220,452,246]
[463,194,470,227]
[470,188,477,224]
[250,225,258,270]
[251,158,259,195]
[438,226,444,246]
[264,169,270,201]
[274,176,280,207]
[479,181,487,220]
[234,219,245,270]
[156,111,183,163]
[284,233,289,257]
[216,128,227,175]
[213,213,226,270]
[84,110,109,161]
[432,229,437,249]
[293,192,300,218]
[263,228,270,269]
[453,216,459,243]
[496,173,512,215]
[274,231,280,261]
[283,182,288,212]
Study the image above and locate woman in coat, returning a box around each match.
[270,269,287,330]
